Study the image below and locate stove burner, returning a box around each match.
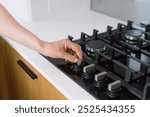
[125,29,143,45]
[44,20,150,100]
[85,40,106,57]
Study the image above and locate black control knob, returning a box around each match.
[82,64,95,80]
[71,60,83,72]
[93,71,107,89]
[106,80,121,99]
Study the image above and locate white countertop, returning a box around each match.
[3,9,126,100]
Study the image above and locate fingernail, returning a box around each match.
[74,58,78,63]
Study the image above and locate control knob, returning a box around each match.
[71,59,83,72]
[93,71,107,90]
[82,64,95,81]
[106,80,121,99]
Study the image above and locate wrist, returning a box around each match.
[39,40,52,56]
[37,40,46,54]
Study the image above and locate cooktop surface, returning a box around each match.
[44,20,150,100]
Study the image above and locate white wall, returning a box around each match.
[0,0,90,22]
[0,0,32,22]
[48,0,89,13]
[91,0,150,24]
[31,0,90,21]
[30,0,49,21]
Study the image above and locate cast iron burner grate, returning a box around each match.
[43,20,150,100]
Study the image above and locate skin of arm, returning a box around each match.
[0,4,82,63]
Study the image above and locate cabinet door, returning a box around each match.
[37,73,67,100]
[0,37,10,99]
[6,43,66,100]
[6,44,39,100]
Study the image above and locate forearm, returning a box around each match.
[0,4,44,53]
[0,4,82,62]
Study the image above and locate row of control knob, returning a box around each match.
[81,64,122,99]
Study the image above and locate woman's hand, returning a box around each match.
[0,4,82,63]
[41,39,83,63]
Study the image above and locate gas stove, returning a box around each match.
[44,20,150,100]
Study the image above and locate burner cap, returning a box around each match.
[85,40,105,56]
[125,29,143,44]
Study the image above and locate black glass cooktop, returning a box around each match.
[43,20,150,100]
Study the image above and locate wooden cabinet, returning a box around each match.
[6,44,39,100]
[0,37,10,99]
[0,38,66,100]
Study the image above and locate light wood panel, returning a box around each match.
[6,42,66,100]
[6,44,38,99]
[38,73,67,100]
[0,37,10,99]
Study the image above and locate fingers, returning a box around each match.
[49,39,83,63]
[72,43,83,60]
[62,52,79,63]
[65,39,83,61]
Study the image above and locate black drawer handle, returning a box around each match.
[17,60,37,80]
